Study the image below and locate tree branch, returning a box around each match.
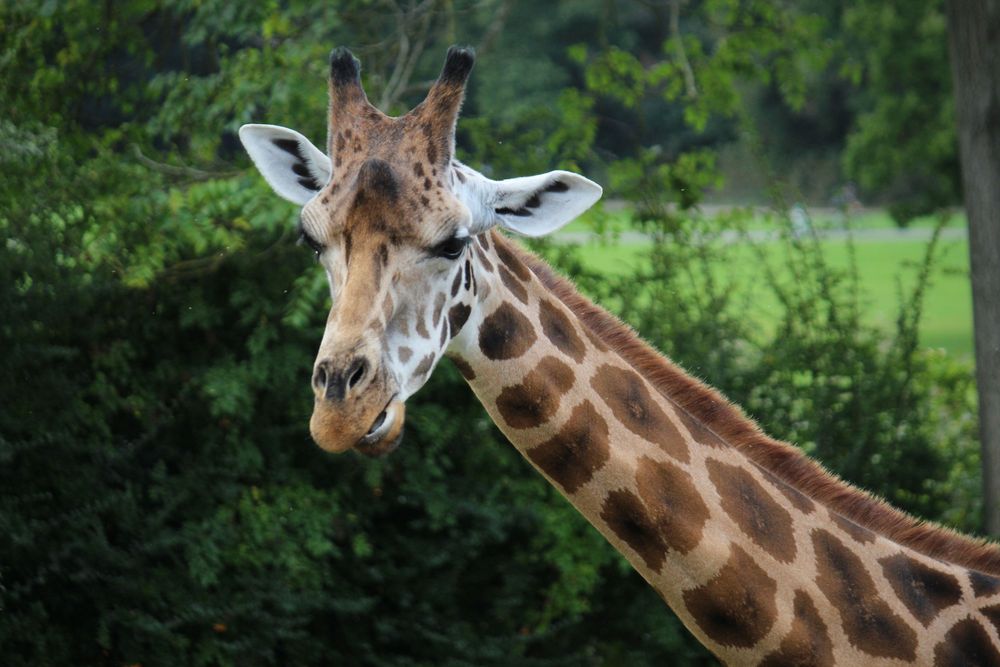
[132,145,239,181]
[669,0,698,98]
[389,0,514,101]
[475,0,513,58]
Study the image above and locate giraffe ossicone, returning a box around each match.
[241,46,1000,665]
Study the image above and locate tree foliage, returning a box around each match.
[840,0,959,223]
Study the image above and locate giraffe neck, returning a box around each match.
[447,230,1000,665]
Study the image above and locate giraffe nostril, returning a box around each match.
[347,358,367,390]
[313,363,329,391]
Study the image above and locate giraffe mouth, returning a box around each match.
[355,398,405,458]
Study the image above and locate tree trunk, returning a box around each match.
[946,0,1000,536]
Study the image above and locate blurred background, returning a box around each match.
[1,1,990,664]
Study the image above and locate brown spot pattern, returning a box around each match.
[413,353,434,377]
[675,408,727,449]
[682,544,778,648]
[344,233,353,265]
[526,400,609,494]
[634,456,708,555]
[478,302,537,360]
[415,311,430,339]
[811,529,917,660]
[496,356,575,429]
[451,268,463,297]
[381,293,393,321]
[762,470,816,515]
[591,364,689,462]
[582,325,609,352]
[600,488,668,572]
[398,346,412,363]
[758,591,834,667]
[433,292,446,325]
[448,355,475,381]
[538,299,586,362]
[971,570,1000,598]
[933,618,1000,667]
[495,241,532,281]
[980,603,1000,639]
[447,303,471,337]
[498,231,1000,582]
[706,459,797,563]
[832,513,876,544]
[879,553,962,626]
[474,243,494,272]
[498,265,528,304]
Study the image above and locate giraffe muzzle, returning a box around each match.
[308,349,406,456]
[309,392,406,457]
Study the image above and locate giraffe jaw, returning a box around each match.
[354,399,405,458]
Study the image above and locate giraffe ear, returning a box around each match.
[239,124,332,205]
[486,171,603,237]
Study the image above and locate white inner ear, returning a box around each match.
[239,124,332,205]
[488,170,603,237]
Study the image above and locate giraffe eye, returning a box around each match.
[296,227,324,260]
[432,236,469,260]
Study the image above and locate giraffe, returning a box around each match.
[239,46,1000,665]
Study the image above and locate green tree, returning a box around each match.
[841,0,960,223]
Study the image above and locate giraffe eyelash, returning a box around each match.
[431,235,470,260]
[296,223,325,259]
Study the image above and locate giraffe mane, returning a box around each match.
[493,231,1000,577]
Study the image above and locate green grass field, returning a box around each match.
[563,210,973,357]
[563,206,967,235]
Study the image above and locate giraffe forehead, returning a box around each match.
[310,109,469,243]
[305,157,466,248]
[322,116,467,241]
[330,115,449,185]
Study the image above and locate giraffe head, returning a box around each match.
[239,47,601,456]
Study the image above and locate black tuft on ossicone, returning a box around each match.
[438,46,476,85]
[329,47,361,85]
